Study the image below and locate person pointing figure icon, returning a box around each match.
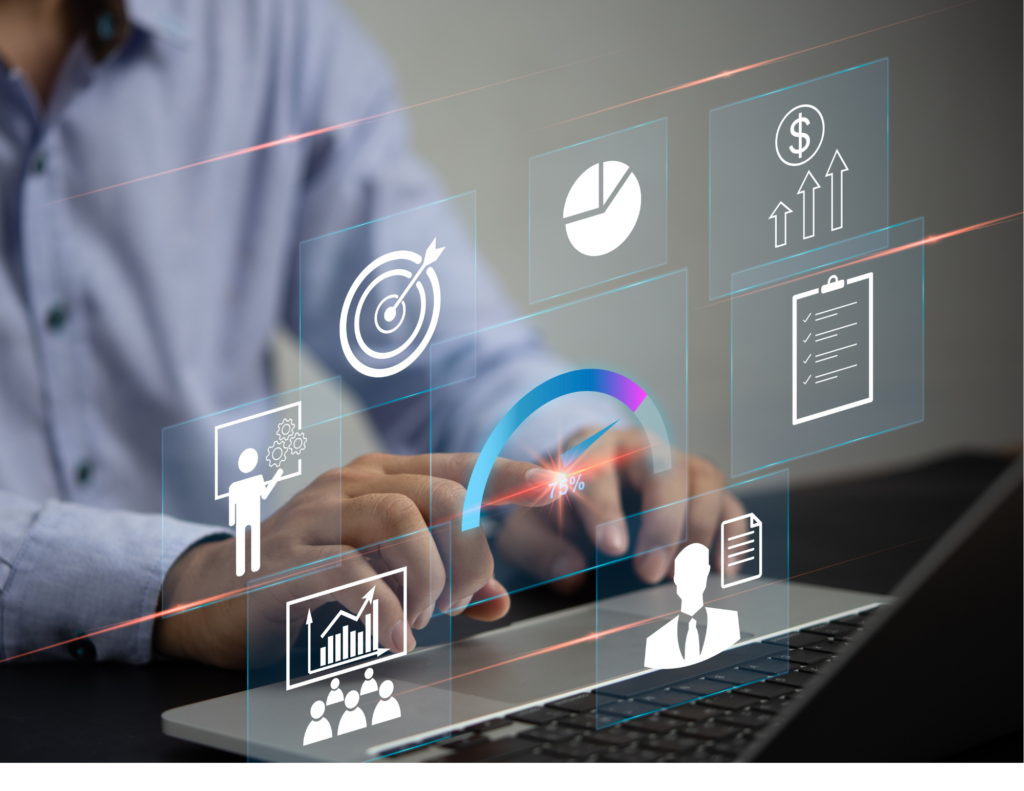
[228,448,284,576]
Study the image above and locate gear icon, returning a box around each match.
[266,439,290,468]
[289,431,308,455]
[276,417,296,440]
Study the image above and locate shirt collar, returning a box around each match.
[124,0,192,47]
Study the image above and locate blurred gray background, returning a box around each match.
[275,0,1021,487]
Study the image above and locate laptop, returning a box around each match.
[162,458,1021,762]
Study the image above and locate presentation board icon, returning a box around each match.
[563,161,641,257]
[720,513,763,589]
[792,273,873,424]
[285,567,408,691]
[214,402,306,576]
[339,239,444,378]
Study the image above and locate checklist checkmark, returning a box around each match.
[802,332,812,343]
[802,354,812,364]
[803,375,812,385]
[802,312,812,323]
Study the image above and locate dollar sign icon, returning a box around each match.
[776,104,824,166]
[789,113,811,159]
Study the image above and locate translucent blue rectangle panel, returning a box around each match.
[594,470,789,726]
[529,119,667,304]
[709,59,888,299]
[161,378,343,610]
[246,557,453,763]
[433,268,687,598]
[298,191,476,402]
[731,219,924,477]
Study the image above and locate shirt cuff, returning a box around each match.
[0,497,228,664]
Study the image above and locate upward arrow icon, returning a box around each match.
[798,170,821,240]
[770,201,793,248]
[826,150,849,231]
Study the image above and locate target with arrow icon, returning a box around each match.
[339,238,444,378]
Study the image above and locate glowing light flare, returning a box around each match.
[701,211,1023,310]
[545,0,979,129]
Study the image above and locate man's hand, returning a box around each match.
[497,427,744,592]
[155,452,553,669]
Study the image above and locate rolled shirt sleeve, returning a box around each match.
[0,491,227,664]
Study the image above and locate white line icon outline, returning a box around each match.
[720,513,763,589]
[775,104,825,166]
[214,401,303,500]
[792,273,874,425]
[285,567,408,691]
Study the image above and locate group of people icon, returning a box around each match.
[303,668,402,746]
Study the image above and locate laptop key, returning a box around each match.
[734,681,792,700]
[681,723,739,740]
[437,732,486,749]
[769,671,814,688]
[699,693,754,711]
[753,698,793,715]
[601,700,661,719]
[772,649,831,665]
[662,705,718,723]
[646,735,701,753]
[628,715,679,734]
[636,690,698,708]
[718,711,773,729]
[739,658,796,676]
[669,678,733,696]
[546,692,617,713]
[471,719,510,733]
[802,622,857,639]
[803,639,845,654]
[764,632,822,648]
[520,725,579,743]
[584,727,644,747]
[507,707,566,725]
[833,612,872,627]
[562,713,620,730]
[545,741,605,760]
[705,668,769,686]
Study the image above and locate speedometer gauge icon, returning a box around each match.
[339,239,443,378]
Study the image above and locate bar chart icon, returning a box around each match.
[285,567,408,691]
[720,513,763,589]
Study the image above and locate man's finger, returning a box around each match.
[565,430,629,556]
[496,506,589,595]
[621,448,690,585]
[333,493,445,631]
[271,546,412,658]
[459,577,510,622]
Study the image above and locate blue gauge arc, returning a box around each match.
[462,369,671,531]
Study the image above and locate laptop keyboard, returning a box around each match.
[395,608,877,763]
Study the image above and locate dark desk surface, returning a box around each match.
[0,453,1018,762]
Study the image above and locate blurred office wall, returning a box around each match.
[277,0,1021,486]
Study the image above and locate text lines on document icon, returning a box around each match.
[792,273,874,424]
[721,513,763,589]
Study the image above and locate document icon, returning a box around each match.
[792,272,874,424]
[721,513,763,589]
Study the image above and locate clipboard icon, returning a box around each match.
[792,273,874,425]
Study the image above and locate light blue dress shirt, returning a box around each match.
[0,0,580,663]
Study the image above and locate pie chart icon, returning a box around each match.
[563,161,641,257]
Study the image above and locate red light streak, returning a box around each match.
[701,211,1023,310]
[45,47,637,206]
[546,1,978,128]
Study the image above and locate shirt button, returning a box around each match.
[45,303,69,331]
[75,460,94,486]
[68,632,97,662]
[32,152,46,174]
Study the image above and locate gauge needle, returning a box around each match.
[559,419,619,470]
